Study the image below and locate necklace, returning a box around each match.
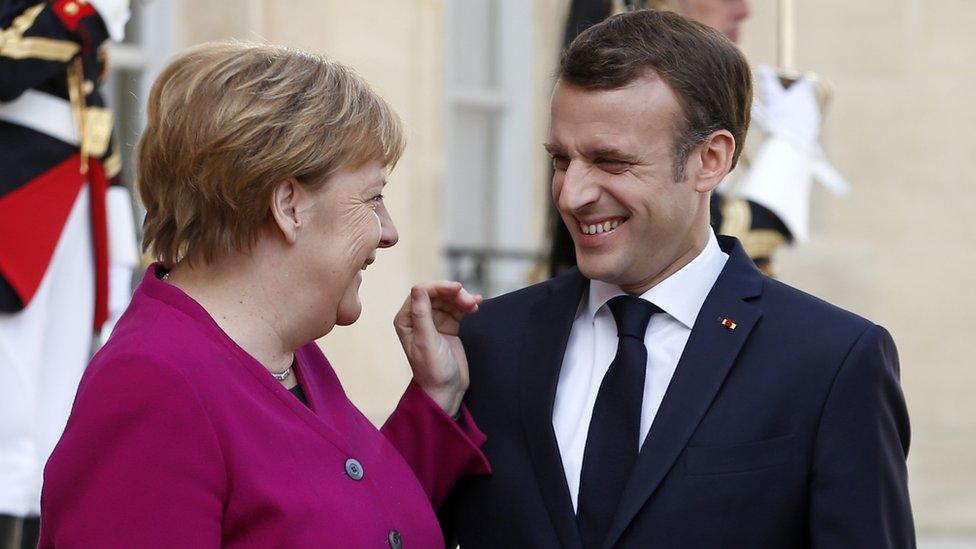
[161,271,292,381]
[271,365,292,381]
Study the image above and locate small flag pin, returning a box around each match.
[719,317,737,330]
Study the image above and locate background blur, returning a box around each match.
[105,0,974,544]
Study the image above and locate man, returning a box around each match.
[435,10,913,548]
[0,0,137,546]
[550,0,848,277]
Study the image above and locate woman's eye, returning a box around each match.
[371,194,384,203]
[551,157,569,171]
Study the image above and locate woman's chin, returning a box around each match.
[334,292,363,326]
[333,271,364,326]
[334,307,361,326]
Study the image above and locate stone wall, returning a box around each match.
[740,0,976,537]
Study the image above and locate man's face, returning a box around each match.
[677,0,751,42]
[547,75,712,294]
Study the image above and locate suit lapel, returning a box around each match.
[602,237,765,549]
[520,269,587,549]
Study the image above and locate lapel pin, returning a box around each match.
[719,317,737,330]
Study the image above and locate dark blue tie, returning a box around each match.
[577,295,660,549]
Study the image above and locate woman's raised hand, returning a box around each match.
[394,281,482,417]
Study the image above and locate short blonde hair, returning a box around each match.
[138,42,405,266]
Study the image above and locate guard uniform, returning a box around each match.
[0,0,137,529]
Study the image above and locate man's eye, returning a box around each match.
[551,157,569,171]
[598,160,629,173]
[371,194,385,203]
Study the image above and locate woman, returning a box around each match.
[39,42,489,547]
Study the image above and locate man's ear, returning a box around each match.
[269,178,303,245]
[692,130,735,193]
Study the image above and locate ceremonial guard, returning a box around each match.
[0,0,136,545]
[550,0,850,276]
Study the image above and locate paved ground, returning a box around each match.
[920,538,976,548]
[909,425,976,541]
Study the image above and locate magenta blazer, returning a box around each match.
[39,266,490,548]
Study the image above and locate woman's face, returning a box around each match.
[297,160,398,331]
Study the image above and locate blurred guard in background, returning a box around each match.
[0,0,137,546]
[549,0,850,277]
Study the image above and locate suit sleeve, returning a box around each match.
[39,355,225,548]
[809,324,916,548]
[381,380,491,509]
[0,1,110,101]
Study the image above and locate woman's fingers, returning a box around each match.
[433,307,476,335]
[412,281,482,315]
[393,292,416,335]
[408,287,440,347]
[395,281,482,342]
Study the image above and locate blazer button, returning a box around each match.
[344,458,364,481]
[388,529,402,549]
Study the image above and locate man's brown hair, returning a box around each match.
[559,9,752,181]
[138,42,405,267]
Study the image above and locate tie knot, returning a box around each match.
[607,295,660,340]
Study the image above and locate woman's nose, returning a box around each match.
[378,207,399,249]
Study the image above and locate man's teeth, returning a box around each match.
[579,219,622,235]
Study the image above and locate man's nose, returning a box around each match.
[556,161,600,212]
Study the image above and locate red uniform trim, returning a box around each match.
[88,157,109,329]
[51,0,97,32]
[0,155,85,309]
[0,154,110,329]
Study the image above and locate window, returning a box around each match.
[444,0,543,297]
[102,1,176,194]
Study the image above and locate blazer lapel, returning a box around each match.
[520,269,587,549]
[602,237,766,549]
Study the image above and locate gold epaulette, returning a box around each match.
[67,57,113,171]
[0,3,80,62]
[718,198,787,276]
[103,142,122,178]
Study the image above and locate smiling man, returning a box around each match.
[434,9,915,548]
[551,0,842,279]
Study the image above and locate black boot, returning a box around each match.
[19,517,38,549]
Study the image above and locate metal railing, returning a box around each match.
[444,245,547,298]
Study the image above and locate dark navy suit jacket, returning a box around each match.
[446,236,914,548]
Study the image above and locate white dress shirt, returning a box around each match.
[552,230,729,510]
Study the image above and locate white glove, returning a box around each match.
[87,0,130,42]
[736,137,814,243]
[735,65,851,244]
[753,65,821,154]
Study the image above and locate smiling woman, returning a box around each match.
[38,42,489,548]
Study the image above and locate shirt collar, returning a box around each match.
[584,230,729,329]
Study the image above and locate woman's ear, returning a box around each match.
[269,179,302,244]
[693,129,735,193]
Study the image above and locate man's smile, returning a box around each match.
[577,216,628,235]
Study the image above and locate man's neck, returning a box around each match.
[619,226,711,296]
